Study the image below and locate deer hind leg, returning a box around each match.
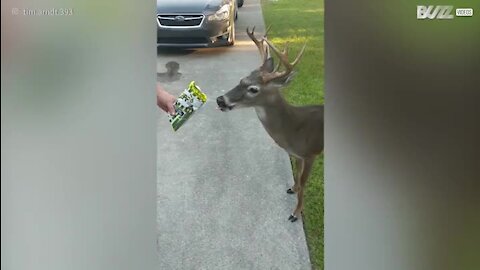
[288,157,315,222]
[287,157,304,194]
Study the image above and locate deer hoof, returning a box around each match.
[288,214,298,222]
[286,188,295,194]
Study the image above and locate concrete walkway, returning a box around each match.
[156,1,311,269]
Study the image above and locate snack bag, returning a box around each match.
[168,81,207,131]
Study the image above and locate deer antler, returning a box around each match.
[262,39,306,83]
[247,26,306,84]
[246,26,271,63]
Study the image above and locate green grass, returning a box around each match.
[260,1,324,269]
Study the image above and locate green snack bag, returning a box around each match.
[168,81,207,131]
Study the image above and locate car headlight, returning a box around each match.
[208,4,230,21]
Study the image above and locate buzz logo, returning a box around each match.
[417,5,454,19]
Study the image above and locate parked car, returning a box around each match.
[157,0,239,48]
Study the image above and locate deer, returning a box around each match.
[216,27,323,222]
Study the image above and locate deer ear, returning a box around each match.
[260,57,274,73]
[270,71,297,88]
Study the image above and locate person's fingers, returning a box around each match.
[168,97,177,115]
[167,103,176,115]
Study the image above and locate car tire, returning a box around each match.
[238,0,244,8]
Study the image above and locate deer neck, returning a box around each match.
[254,93,296,137]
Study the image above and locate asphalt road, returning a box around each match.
[156,1,311,269]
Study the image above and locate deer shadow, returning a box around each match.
[157,61,183,83]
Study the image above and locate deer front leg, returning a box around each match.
[288,157,315,222]
[287,157,304,194]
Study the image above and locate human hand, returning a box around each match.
[157,84,176,115]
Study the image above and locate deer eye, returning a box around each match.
[247,85,260,94]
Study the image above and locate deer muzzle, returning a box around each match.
[216,95,234,111]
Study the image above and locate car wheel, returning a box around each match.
[238,0,244,8]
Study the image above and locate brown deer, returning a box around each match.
[216,27,323,222]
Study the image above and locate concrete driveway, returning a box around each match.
[156,1,311,269]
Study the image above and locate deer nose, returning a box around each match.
[216,96,226,108]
